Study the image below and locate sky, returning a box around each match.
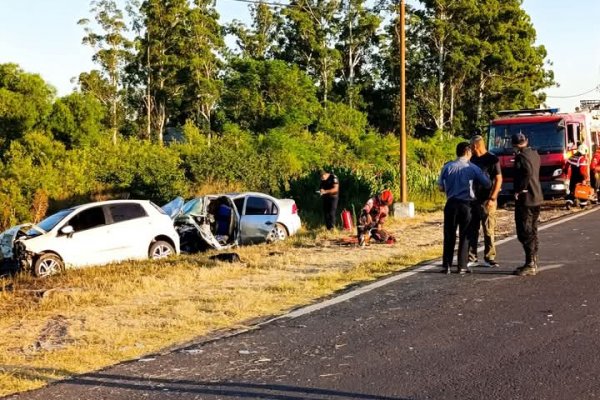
[0,0,599,113]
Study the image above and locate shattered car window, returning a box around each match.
[183,198,205,216]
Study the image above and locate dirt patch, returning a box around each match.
[29,315,73,353]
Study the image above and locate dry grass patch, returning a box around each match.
[0,204,574,396]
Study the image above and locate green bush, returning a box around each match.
[285,166,400,228]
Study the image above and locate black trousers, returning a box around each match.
[323,196,338,230]
[515,203,540,265]
[443,198,473,270]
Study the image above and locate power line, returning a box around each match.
[546,84,600,99]
[220,0,290,7]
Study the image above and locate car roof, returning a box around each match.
[71,199,151,210]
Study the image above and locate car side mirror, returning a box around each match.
[60,225,74,237]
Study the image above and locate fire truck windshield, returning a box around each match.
[488,122,565,155]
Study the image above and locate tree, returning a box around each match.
[335,0,381,108]
[128,0,190,143]
[228,2,281,60]
[221,59,321,132]
[178,0,226,139]
[79,0,132,144]
[465,0,554,128]
[378,0,554,137]
[278,0,342,104]
[0,63,55,149]
[46,92,106,148]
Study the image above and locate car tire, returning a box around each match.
[149,240,175,260]
[33,253,64,278]
[267,223,288,243]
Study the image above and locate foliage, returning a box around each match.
[0,64,55,147]
[221,59,321,132]
[79,0,132,144]
[46,92,107,148]
[0,0,556,228]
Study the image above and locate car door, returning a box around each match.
[54,206,111,267]
[239,195,278,244]
[105,203,151,261]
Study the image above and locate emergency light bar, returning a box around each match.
[497,108,560,116]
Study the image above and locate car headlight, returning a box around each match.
[552,168,563,177]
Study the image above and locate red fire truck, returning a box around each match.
[487,108,593,202]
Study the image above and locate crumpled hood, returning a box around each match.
[0,224,45,259]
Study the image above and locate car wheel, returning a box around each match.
[149,240,175,260]
[34,253,64,278]
[267,223,288,243]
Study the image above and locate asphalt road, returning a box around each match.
[7,207,600,400]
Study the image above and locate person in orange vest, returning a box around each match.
[565,144,590,208]
[358,189,395,246]
[590,146,600,203]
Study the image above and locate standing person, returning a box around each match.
[590,146,600,201]
[319,170,339,230]
[511,133,543,276]
[468,135,503,268]
[565,144,590,208]
[438,142,491,274]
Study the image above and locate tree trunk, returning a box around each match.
[146,33,152,140]
[347,0,354,108]
[449,84,455,127]
[477,71,486,125]
[436,33,445,131]
[112,98,118,145]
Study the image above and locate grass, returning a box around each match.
[0,207,499,395]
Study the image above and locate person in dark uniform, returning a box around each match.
[438,142,491,274]
[319,170,339,230]
[468,135,503,268]
[512,133,543,276]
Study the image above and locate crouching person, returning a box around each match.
[358,189,395,246]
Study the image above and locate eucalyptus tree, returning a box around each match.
[178,0,226,140]
[228,2,282,60]
[335,0,381,108]
[127,0,190,143]
[278,0,342,104]
[79,0,132,144]
[465,0,554,127]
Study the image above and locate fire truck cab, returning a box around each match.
[487,108,593,202]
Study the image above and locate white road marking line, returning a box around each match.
[278,207,599,321]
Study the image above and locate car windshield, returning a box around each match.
[488,122,565,155]
[183,198,205,216]
[34,208,74,233]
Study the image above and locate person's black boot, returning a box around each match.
[515,263,537,276]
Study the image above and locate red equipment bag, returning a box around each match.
[574,183,595,201]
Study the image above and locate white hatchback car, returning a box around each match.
[3,200,180,277]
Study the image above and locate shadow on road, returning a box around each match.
[419,268,515,275]
[60,372,410,400]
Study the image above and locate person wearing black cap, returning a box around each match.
[512,132,543,276]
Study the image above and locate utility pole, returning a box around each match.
[399,0,407,203]
[395,0,414,217]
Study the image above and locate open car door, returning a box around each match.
[175,196,240,252]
